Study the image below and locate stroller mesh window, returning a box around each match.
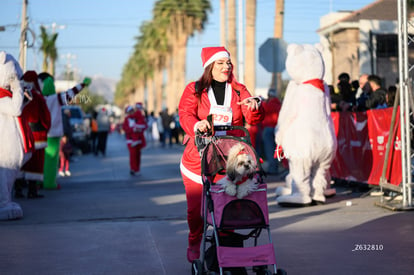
[220,199,266,229]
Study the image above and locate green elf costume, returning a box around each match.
[38,73,91,189]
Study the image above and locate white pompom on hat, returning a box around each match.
[125,105,134,113]
[201,46,230,69]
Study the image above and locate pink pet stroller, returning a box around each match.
[192,125,286,275]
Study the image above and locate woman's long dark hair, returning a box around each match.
[195,62,234,98]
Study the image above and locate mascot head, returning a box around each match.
[285,44,325,84]
[0,51,23,91]
[38,72,56,96]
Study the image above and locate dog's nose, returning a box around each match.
[244,164,250,169]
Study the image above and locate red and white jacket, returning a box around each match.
[45,83,87,138]
[122,110,148,148]
[178,81,264,184]
[21,88,51,149]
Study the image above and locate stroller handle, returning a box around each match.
[213,125,251,144]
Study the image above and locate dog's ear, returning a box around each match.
[227,166,236,181]
[228,170,236,181]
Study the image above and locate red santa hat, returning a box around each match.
[21,70,41,92]
[201,46,230,69]
[135,102,143,110]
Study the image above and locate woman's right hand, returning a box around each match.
[196,119,211,133]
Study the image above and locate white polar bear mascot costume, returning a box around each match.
[0,51,32,220]
[275,44,337,206]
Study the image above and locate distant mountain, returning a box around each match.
[55,75,118,103]
[88,76,117,103]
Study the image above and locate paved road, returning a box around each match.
[1,133,413,275]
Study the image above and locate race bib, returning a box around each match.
[210,106,232,136]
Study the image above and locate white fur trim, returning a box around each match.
[203,51,230,69]
[180,160,203,184]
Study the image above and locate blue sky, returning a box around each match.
[1,0,374,89]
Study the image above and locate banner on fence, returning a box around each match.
[330,107,402,186]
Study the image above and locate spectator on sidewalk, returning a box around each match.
[90,110,98,154]
[355,73,372,111]
[386,85,397,107]
[261,88,281,174]
[161,108,173,147]
[365,74,387,109]
[58,135,72,177]
[96,107,111,156]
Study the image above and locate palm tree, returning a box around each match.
[153,0,211,112]
[245,0,256,93]
[138,19,170,113]
[39,25,58,76]
[227,0,238,80]
[117,0,211,111]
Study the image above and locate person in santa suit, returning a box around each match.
[38,72,91,190]
[122,103,148,176]
[14,71,51,199]
[178,46,264,263]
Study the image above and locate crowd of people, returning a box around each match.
[330,72,397,112]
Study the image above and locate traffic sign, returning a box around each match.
[259,38,287,73]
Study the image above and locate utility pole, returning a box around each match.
[18,0,28,71]
[271,0,285,95]
[237,0,244,83]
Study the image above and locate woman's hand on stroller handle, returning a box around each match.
[195,119,211,135]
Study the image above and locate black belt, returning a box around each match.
[29,121,47,132]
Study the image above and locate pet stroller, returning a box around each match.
[192,124,286,275]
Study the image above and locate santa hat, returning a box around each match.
[135,102,143,110]
[125,105,134,113]
[21,70,41,92]
[201,47,230,69]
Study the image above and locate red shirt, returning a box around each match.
[261,97,281,128]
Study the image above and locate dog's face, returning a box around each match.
[226,143,256,181]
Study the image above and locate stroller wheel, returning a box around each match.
[192,259,204,275]
[276,268,288,275]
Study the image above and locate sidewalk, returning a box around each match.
[0,133,413,275]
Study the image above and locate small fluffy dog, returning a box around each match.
[218,143,258,199]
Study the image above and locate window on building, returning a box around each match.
[376,34,397,58]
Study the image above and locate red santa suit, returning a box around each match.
[20,71,51,182]
[179,79,264,259]
[122,106,148,174]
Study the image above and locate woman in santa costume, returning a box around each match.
[14,71,51,198]
[122,104,148,176]
[178,46,264,263]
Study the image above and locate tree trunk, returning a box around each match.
[49,59,56,77]
[42,54,48,73]
[146,77,154,113]
[245,0,256,93]
[154,67,164,114]
[227,0,238,80]
[271,0,284,94]
[220,0,226,47]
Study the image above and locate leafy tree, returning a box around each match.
[39,26,58,76]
